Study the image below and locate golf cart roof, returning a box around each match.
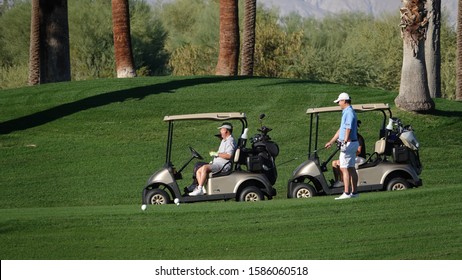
[306,103,390,114]
[163,112,246,122]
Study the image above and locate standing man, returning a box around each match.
[325,92,359,200]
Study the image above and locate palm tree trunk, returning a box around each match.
[395,0,435,112]
[216,0,239,76]
[396,38,435,111]
[39,0,71,84]
[28,0,40,85]
[456,0,462,101]
[240,0,256,76]
[425,0,441,98]
[111,0,136,78]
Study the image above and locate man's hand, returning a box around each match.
[209,151,218,157]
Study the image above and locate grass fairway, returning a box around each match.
[1,76,461,259]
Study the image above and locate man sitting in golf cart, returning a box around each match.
[189,122,236,196]
[331,120,366,187]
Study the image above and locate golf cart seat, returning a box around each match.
[210,143,247,177]
[375,138,386,155]
[359,138,386,169]
[210,161,233,178]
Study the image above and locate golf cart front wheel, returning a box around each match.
[386,178,410,191]
[292,183,316,198]
[239,186,264,202]
[145,188,171,205]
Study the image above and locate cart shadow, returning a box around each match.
[0,76,240,134]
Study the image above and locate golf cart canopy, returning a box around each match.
[162,112,247,165]
[306,103,390,114]
[164,112,246,122]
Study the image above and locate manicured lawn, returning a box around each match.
[1,76,461,259]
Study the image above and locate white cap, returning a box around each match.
[217,122,233,130]
[334,92,351,103]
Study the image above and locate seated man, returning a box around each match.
[332,121,366,186]
[189,122,236,196]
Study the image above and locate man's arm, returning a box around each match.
[344,128,351,143]
[325,129,340,148]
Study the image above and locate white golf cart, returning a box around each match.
[141,112,279,208]
[287,103,422,198]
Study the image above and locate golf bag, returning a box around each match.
[245,125,279,185]
[385,118,422,174]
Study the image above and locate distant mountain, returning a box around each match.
[151,0,458,26]
[260,0,400,18]
[259,0,457,26]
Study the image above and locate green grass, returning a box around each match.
[1,76,461,259]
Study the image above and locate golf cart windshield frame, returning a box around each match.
[163,112,248,164]
[306,103,392,157]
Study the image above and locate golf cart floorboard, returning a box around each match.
[180,193,236,203]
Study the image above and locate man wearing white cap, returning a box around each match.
[189,122,236,196]
[325,92,359,200]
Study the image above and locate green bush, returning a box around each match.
[0,1,30,89]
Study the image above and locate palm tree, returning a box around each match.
[28,0,40,85]
[425,0,441,98]
[111,0,136,78]
[215,0,239,76]
[395,0,435,112]
[29,0,71,84]
[456,0,462,101]
[240,0,256,76]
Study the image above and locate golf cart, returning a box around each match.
[141,112,279,207]
[287,103,422,198]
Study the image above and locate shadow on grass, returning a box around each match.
[431,109,462,118]
[0,76,240,134]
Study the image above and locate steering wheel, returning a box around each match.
[189,146,204,160]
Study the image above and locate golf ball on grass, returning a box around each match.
[174,198,180,205]
[141,204,147,211]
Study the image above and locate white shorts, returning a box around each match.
[339,141,359,168]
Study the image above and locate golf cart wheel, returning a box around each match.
[239,186,264,202]
[145,188,171,205]
[293,183,316,198]
[386,178,410,191]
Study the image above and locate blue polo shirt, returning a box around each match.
[339,105,358,142]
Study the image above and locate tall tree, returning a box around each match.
[111,0,136,78]
[215,0,239,76]
[28,0,40,85]
[240,0,256,76]
[28,0,71,84]
[456,0,462,101]
[425,0,441,98]
[395,0,435,112]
